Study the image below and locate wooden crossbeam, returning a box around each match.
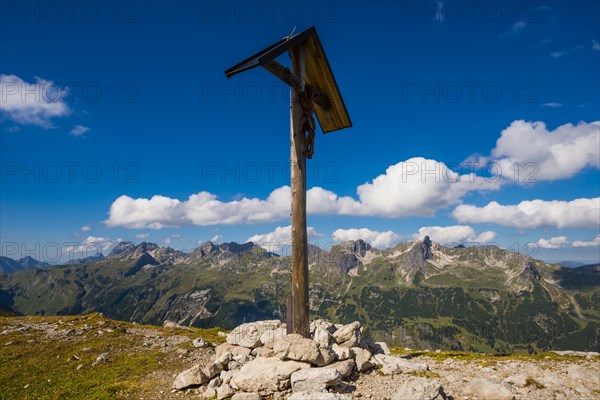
[224,27,352,338]
[263,60,332,111]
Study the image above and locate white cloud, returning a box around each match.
[434,1,444,23]
[247,225,323,254]
[210,234,222,243]
[550,45,584,58]
[136,233,149,239]
[66,236,121,258]
[500,20,527,38]
[413,225,497,245]
[487,120,599,181]
[534,236,570,249]
[452,197,600,229]
[541,103,562,108]
[592,39,600,51]
[354,157,500,217]
[511,20,527,32]
[572,234,600,248]
[0,74,70,128]
[70,125,90,137]
[81,225,91,232]
[106,187,292,229]
[332,228,403,249]
[106,157,501,229]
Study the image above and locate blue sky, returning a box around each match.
[1,0,599,264]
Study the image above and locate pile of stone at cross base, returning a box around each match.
[173,319,450,400]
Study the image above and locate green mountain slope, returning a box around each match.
[0,239,598,353]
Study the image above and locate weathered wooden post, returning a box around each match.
[289,45,310,337]
[225,27,352,337]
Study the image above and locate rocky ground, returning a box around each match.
[1,314,598,400]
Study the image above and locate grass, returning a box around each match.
[409,371,441,379]
[389,347,597,363]
[525,377,545,389]
[0,313,226,400]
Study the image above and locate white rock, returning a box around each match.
[220,369,235,385]
[163,320,192,330]
[192,338,207,347]
[231,393,261,400]
[216,352,233,366]
[254,346,275,358]
[259,326,287,346]
[310,319,336,334]
[313,325,332,347]
[173,364,208,390]
[217,383,235,400]
[290,367,341,392]
[231,356,310,395]
[227,320,283,348]
[503,374,528,387]
[227,361,241,370]
[288,393,352,400]
[92,353,108,366]
[567,364,600,385]
[371,354,427,375]
[332,321,361,348]
[208,377,222,388]
[374,341,390,355]
[537,373,562,389]
[331,343,353,361]
[553,350,600,357]
[216,342,252,358]
[202,387,217,399]
[390,377,445,400]
[462,378,513,400]
[203,360,225,380]
[328,359,355,379]
[352,347,374,372]
[273,334,335,366]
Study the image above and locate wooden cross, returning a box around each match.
[225,26,352,337]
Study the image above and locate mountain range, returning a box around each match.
[0,255,50,273]
[0,238,598,353]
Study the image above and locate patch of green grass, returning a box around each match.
[525,377,545,389]
[409,371,441,379]
[389,347,596,363]
[0,313,222,400]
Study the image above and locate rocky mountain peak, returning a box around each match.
[335,239,372,256]
[520,261,541,284]
[326,240,374,274]
[398,237,436,281]
[351,239,372,256]
[133,242,160,255]
[137,252,159,267]
[192,241,275,260]
[198,241,218,256]
[307,243,325,258]
[17,256,49,269]
[107,242,164,261]
[218,242,256,256]
[108,242,136,258]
